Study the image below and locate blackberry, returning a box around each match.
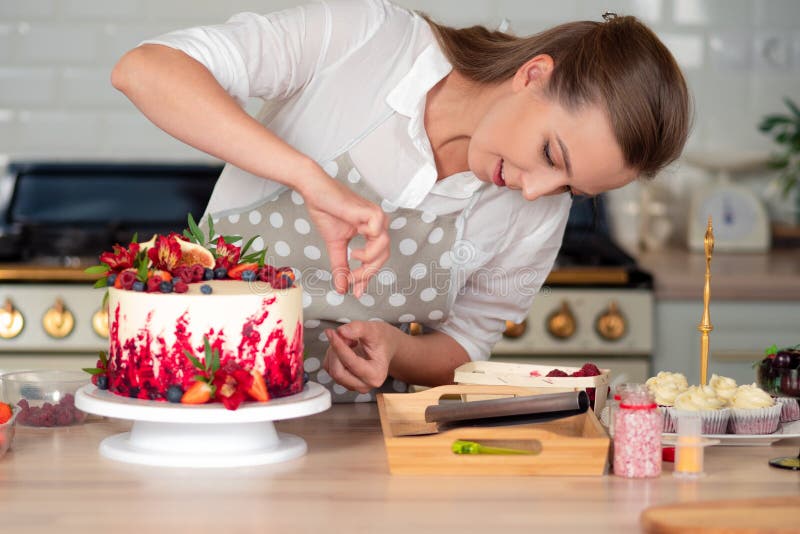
[213,267,228,279]
[200,284,213,295]
[203,268,214,280]
[96,375,109,390]
[166,385,184,403]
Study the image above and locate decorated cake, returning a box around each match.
[85,216,303,410]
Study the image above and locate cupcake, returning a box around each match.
[671,385,730,434]
[775,397,800,423]
[729,384,781,434]
[645,372,688,432]
[709,374,737,405]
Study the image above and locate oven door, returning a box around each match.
[491,287,654,384]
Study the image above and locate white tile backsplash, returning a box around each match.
[0,0,795,175]
[58,0,144,20]
[17,110,101,153]
[0,67,57,105]
[0,0,56,19]
[15,23,99,63]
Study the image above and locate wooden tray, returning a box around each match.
[454,361,611,413]
[377,384,610,476]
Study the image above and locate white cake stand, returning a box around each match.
[75,382,331,468]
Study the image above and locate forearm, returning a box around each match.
[111,44,319,196]
[389,329,471,387]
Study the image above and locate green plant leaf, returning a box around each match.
[132,232,138,244]
[99,350,108,366]
[187,213,205,245]
[221,235,242,244]
[758,114,792,132]
[84,264,110,275]
[82,367,106,375]
[184,349,204,371]
[102,290,109,309]
[93,277,108,288]
[764,344,778,356]
[183,229,196,243]
[784,97,800,120]
[239,235,258,257]
[207,214,215,243]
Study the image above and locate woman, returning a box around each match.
[111,0,690,402]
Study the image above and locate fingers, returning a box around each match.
[324,240,350,294]
[323,331,373,394]
[325,328,386,391]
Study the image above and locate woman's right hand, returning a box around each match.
[300,165,389,297]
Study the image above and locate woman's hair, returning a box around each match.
[420,13,691,179]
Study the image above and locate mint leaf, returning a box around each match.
[85,265,110,275]
[765,344,779,356]
[82,368,106,375]
[93,278,108,288]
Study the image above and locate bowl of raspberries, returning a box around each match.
[0,370,88,427]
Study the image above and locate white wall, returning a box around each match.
[1,0,798,170]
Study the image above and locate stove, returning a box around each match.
[0,162,654,383]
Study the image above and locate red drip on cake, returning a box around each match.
[107,298,302,402]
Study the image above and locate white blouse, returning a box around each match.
[142,0,571,361]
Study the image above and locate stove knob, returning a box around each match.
[596,300,626,341]
[92,308,109,339]
[0,298,25,339]
[503,319,527,338]
[42,298,75,339]
[546,301,576,340]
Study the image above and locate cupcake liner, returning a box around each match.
[774,397,800,423]
[729,404,781,434]
[659,406,675,433]
[669,407,730,435]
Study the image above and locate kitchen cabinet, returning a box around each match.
[653,300,799,385]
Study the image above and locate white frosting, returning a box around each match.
[709,374,738,404]
[645,371,688,406]
[731,383,775,409]
[674,385,727,411]
[109,281,303,378]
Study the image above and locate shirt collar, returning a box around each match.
[385,43,451,119]
[385,43,485,206]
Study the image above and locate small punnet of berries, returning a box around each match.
[530,363,604,408]
[14,395,86,427]
[85,214,295,294]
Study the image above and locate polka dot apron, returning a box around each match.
[207,151,481,402]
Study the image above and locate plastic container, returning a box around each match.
[613,384,663,478]
[673,415,705,478]
[0,405,20,459]
[0,370,89,427]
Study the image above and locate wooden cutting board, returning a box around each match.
[640,496,800,533]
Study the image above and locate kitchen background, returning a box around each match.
[1,0,799,386]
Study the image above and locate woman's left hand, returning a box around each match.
[323,321,398,393]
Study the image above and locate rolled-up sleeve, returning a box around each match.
[140,0,387,105]
[434,194,571,361]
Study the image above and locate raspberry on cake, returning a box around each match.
[84,215,304,410]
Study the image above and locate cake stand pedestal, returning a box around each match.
[75,382,331,468]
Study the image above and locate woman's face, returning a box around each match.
[468,56,637,200]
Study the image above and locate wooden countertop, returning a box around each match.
[1,404,798,533]
[636,247,800,301]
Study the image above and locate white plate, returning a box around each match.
[662,420,800,447]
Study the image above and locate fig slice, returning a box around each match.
[139,234,215,269]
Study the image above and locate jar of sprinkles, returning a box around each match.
[613,385,663,478]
